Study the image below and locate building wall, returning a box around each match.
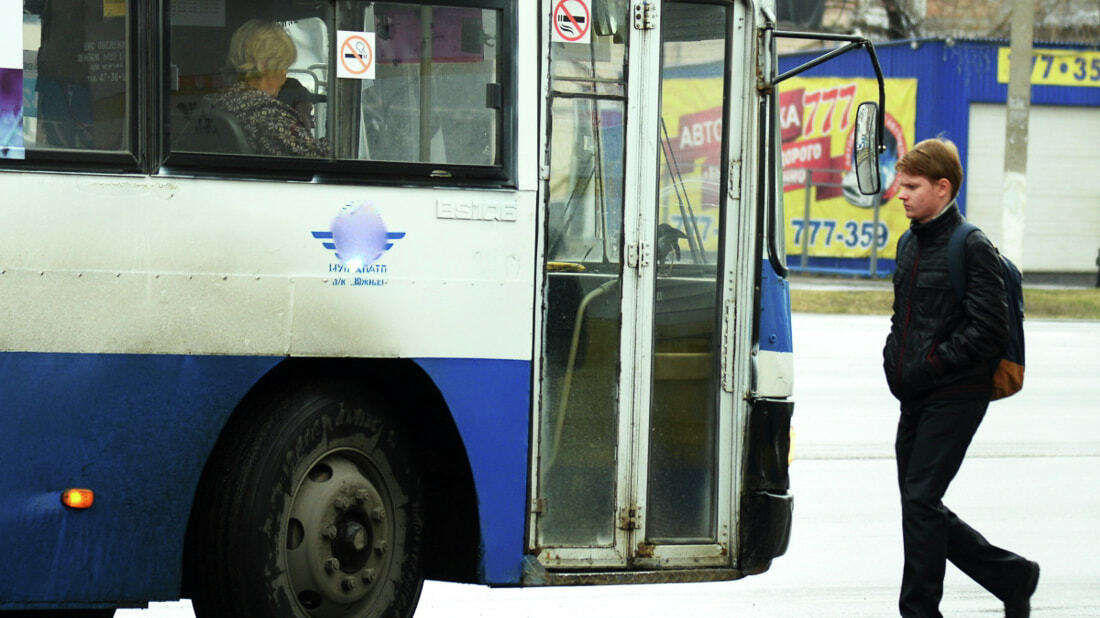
[967,103,1100,273]
[780,38,1100,274]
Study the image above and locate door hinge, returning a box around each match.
[721,298,736,392]
[531,498,546,514]
[728,158,742,199]
[618,505,642,530]
[626,242,651,269]
[633,1,656,30]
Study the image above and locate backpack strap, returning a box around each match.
[898,222,981,304]
[946,222,979,304]
[897,229,913,261]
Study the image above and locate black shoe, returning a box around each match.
[1004,560,1040,618]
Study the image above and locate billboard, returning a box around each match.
[658,74,727,260]
[779,77,917,263]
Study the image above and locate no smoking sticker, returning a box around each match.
[551,0,591,44]
[336,30,375,80]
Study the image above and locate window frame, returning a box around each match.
[157,0,518,188]
[0,0,147,174]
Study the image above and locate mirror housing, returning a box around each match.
[853,101,881,195]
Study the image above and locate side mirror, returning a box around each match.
[853,101,881,195]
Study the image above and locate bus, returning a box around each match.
[0,1,883,616]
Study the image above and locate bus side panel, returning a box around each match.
[414,358,530,585]
[755,261,794,397]
[0,352,281,607]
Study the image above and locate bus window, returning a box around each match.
[169,1,503,169]
[337,3,501,166]
[169,5,330,158]
[21,0,130,153]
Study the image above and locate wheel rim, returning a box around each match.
[285,448,396,617]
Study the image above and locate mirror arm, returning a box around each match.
[771,40,862,85]
[758,28,889,276]
[759,23,789,278]
[768,30,887,154]
[764,91,788,278]
[862,41,887,155]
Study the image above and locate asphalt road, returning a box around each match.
[122,314,1100,617]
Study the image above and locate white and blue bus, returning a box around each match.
[0,1,883,616]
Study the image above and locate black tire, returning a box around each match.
[188,380,423,618]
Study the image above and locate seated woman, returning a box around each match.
[206,20,329,157]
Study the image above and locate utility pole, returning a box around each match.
[1001,0,1034,267]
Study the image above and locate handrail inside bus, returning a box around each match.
[546,277,619,470]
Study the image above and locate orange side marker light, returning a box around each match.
[62,488,95,509]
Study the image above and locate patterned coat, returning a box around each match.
[207,82,329,158]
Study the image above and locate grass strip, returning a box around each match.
[791,288,1100,320]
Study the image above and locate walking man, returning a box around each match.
[882,138,1040,617]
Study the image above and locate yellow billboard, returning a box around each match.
[779,77,917,261]
[997,48,1100,88]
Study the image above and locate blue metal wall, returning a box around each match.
[780,38,1100,275]
[782,38,1100,216]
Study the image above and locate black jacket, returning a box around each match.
[883,203,1008,404]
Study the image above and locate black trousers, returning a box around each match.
[895,399,1031,617]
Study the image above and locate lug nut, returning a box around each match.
[371,507,386,522]
[322,524,338,540]
[324,558,341,573]
[334,496,353,511]
[361,568,376,584]
[374,540,388,555]
[355,489,372,504]
[341,577,357,592]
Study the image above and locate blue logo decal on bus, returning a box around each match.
[322,200,400,269]
[312,201,405,287]
[312,201,406,263]
[311,230,406,259]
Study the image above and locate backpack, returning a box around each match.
[898,222,1025,400]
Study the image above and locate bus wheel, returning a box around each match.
[189,382,424,618]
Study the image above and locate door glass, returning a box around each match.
[646,2,728,544]
[538,0,628,548]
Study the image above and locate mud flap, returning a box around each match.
[738,398,793,574]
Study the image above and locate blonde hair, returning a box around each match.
[896,137,964,200]
[228,20,297,82]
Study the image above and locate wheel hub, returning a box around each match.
[285,452,394,616]
[332,514,371,572]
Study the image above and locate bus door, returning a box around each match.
[534,0,751,571]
